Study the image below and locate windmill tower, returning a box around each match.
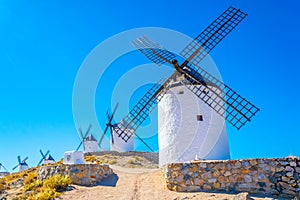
[113,6,259,166]
[37,150,55,166]
[84,134,98,153]
[12,156,29,172]
[0,163,8,172]
[76,124,98,153]
[98,103,135,152]
[0,162,9,177]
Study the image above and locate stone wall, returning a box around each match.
[37,164,113,186]
[164,157,300,198]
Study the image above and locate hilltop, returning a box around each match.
[0,152,274,200]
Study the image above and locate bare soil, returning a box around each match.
[60,166,270,200]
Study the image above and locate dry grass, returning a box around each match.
[22,173,70,200]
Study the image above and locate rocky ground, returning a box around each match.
[0,152,283,199]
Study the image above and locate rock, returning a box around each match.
[276,166,285,172]
[279,161,289,166]
[194,178,205,186]
[282,189,297,196]
[224,171,232,176]
[258,173,266,180]
[200,172,211,179]
[244,175,252,183]
[218,176,228,182]
[218,163,226,170]
[258,182,267,187]
[285,166,294,172]
[187,185,201,192]
[274,172,284,178]
[294,173,300,180]
[281,176,290,182]
[242,161,250,167]
[226,163,232,170]
[278,181,290,188]
[295,167,300,173]
[268,176,277,184]
[258,163,267,168]
[249,160,257,166]
[183,174,191,181]
[286,172,294,177]
[208,178,217,183]
[212,171,220,178]
[241,169,250,174]
[214,182,221,189]
[203,184,212,190]
[199,163,207,168]
[233,161,242,169]
[175,185,187,192]
[290,161,297,167]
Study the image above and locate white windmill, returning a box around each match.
[115,7,259,166]
[12,156,29,172]
[76,124,98,153]
[0,163,8,172]
[98,103,135,152]
[0,162,9,177]
[37,149,55,166]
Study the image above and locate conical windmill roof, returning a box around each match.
[86,134,97,142]
[47,154,55,161]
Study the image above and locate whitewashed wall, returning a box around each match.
[158,85,230,166]
[110,127,134,152]
[84,141,98,153]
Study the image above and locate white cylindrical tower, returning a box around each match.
[84,135,98,153]
[158,83,230,166]
[19,164,29,172]
[110,126,134,152]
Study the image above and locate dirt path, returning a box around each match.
[60,166,269,200]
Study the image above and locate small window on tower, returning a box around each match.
[177,86,184,94]
[197,115,203,121]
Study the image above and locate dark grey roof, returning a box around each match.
[86,134,97,142]
[47,155,55,161]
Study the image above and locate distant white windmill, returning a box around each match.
[37,149,55,166]
[12,156,29,172]
[76,124,98,153]
[0,162,8,172]
[0,162,9,177]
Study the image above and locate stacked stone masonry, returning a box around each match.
[37,164,113,186]
[164,157,300,198]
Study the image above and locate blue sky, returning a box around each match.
[0,0,299,172]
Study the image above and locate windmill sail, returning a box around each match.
[98,103,119,148]
[115,75,177,142]
[180,62,259,129]
[131,35,175,65]
[37,149,50,166]
[76,124,92,151]
[181,7,247,67]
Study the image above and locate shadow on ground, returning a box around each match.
[98,173,119,187]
